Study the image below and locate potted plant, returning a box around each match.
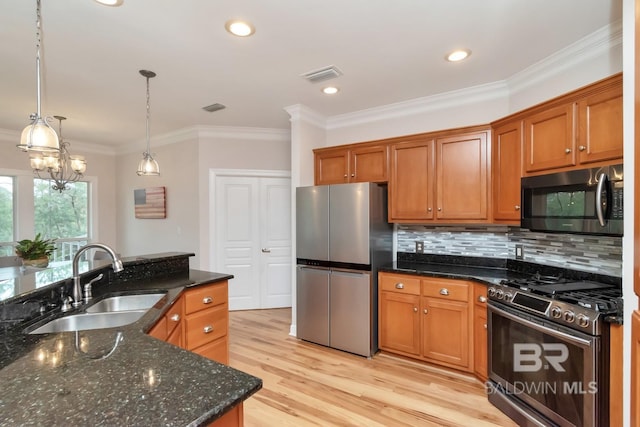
[15,233,56,268]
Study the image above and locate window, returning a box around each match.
[34,179,89,261]
[0,176,14,256]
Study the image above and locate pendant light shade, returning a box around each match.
[17,0,60,153]
[136,69,160,176]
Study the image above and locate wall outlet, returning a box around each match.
[415,241,424,254]
[515,244,524,260]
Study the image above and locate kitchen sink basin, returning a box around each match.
[85,293,165,313]
[28,310,147,334]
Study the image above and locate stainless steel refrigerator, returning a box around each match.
[296,182,393,357]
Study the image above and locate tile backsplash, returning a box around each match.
[396,225,622,277]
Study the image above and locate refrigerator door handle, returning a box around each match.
[330,268,368,275]
[297,265,330,271]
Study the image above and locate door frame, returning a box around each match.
[208,168,291,290]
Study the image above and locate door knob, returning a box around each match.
[261,248,271,253]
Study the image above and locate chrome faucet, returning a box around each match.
[72,243,124,307]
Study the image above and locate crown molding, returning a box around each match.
[506,20,622,95]
[326,81,508,130]
[284,104,327,128]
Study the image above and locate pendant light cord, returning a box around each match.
[35,0,43,118]
[145,75,151,155]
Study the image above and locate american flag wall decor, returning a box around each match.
[134,186,166,219]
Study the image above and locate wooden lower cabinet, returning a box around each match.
[379,272,476,374]
[472,284,488,381]
[209,403,243,427]
[147,280,229,366]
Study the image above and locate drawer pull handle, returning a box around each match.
[395,283,404,289]
[203,325,214,334]
[170,314,180,322]
[478,296,487,303]
[413,307,418,313]
[203,296,213,304]
[439,288,449,296]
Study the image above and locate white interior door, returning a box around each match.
[214,172,291,311]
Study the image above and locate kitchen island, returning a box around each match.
[0,252,262,426]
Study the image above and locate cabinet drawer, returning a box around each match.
[166,298,184,336]
[192,336,229,365]
[422,280,469,302]
[185,305,228,349]
[473,283,488,307]
[184,282,228,314]
[148,315,167,341]
[379,274,420,295]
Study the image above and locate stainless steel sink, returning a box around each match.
[29,311,146,334]
[85,293,165,313]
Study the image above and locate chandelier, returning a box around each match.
[29,116,87,192]
[137,70,160,176]
[16,0,60,153]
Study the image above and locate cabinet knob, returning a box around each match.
[423,308,428,314]
[478,296,487,303]
[437,207,442,212]
[203,325,214,334]
[170,314,180,322]
[202,296,213,304]
[514,205,520,211]
[351,173,355,177]
[427,208,432,212]
[439,288,449,296]
[565,148,572,154]
[413,307,418,313]
[483,323,487,329]
[395,283,404,289]
[579,145,586,151]
[343,174,348,178]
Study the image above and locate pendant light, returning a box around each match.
[17,0,60,153]
[136,70,160,176]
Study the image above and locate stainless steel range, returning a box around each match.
[487,274,622,427]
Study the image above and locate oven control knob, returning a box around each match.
[496,289,504,299]
[550,306,562,318]
[577,315,590,328]
[563,311,575,323]
[488,287,496,297]
[504,292,513,301]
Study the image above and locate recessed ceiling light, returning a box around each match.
[93,0,124,6]
[446,49,471,62]
[322,86,339,95]
[225,20,255,37]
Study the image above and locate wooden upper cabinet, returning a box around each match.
[314,143,389,185]
[524,103,575,173]
[389,138,435,221]
[436,131,489,221]
[350,144,389,182]
[576,84,623,165]
[314,147,350,185]
[492,120,522,223]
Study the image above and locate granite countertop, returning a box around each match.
[0,254,262,426]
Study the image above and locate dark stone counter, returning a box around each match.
[0,253,262,426]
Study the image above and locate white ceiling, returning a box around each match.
[0,0,622,151]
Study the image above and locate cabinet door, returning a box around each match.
[350,144,389,183]
[473,308,488,380]
[576,85,623,165]
[192,336,229,365]
[148,316,167,341]
[314,148,349,185]
[389,139,435,221]
[167,322,183,348]
[421,297,469,368]
[436,131,488,220]
[524,103,575,172]
[492,121,522,222]
[379,291,420,355]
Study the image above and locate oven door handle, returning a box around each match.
[489,304,593,347]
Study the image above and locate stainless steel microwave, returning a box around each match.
[521,164,623,236]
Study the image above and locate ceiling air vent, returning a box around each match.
[202,103,226,113]
[300,65,343,83]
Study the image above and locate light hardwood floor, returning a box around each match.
[228,308,517,427]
